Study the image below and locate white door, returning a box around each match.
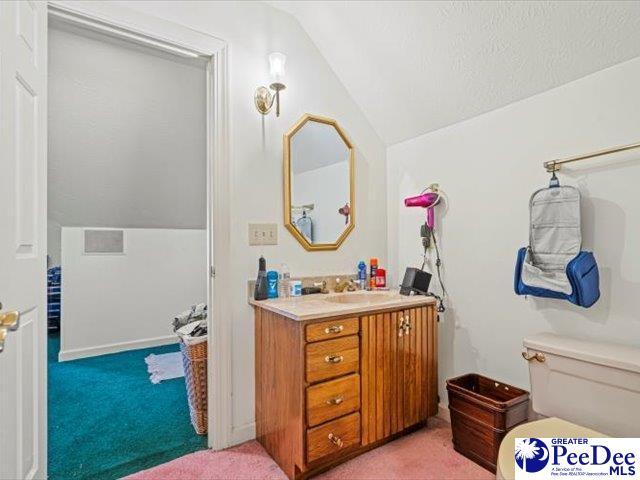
[0,1,48,479]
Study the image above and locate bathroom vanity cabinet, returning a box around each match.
[253,297,438,479]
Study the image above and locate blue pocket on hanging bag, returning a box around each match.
[515,248,600,308]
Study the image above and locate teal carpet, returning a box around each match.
[48,334,207,480]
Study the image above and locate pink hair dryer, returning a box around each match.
[404,184,441,229]
[403,183,446,313]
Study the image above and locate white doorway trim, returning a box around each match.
[47,1,233,451]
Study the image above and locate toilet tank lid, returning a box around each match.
[523,333,640,374]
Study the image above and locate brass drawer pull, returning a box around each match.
[325,354,344,364]
[328,433,344,448]
[398,316,409,337]
[403,318,412,335]
[522,351,546,363]
[326,396,344,406]
[324,325,344,334]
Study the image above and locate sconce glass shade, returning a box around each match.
[255,52,287,116]
[269,52,286,84]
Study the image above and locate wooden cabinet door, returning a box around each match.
[360,306,437,446]
[361,310,396,445]
[400,306,438,429]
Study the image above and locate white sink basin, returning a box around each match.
[325,293,392,305]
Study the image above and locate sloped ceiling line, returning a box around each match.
[268,0,640,145]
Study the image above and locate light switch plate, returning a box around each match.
[248,223,278,246]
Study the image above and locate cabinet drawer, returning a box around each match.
[307,374,360,427]
[306,318,359,343]
[306,412,361,464]
[306,335,359,384]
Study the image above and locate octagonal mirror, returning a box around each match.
[284,114,355,251]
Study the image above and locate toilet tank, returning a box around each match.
[524,333,640,437]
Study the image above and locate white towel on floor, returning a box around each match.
[145,352,184,384]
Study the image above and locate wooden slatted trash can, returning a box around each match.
[446,373,529,472]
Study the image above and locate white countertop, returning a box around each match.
[249,289,436,321]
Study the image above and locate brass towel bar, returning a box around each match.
[544,141,640,173]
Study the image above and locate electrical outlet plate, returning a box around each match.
[248,223,278,246]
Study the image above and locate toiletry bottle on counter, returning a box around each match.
[279,264,290,298]
[375,268,386,288]
[289,280,302,297]
[369,258,378,289]
[267,270,279,298]
[357,261,367,290]
[254,256,268,300]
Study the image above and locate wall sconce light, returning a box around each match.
[255,52,286,117]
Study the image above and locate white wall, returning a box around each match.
[60,227,206,360]
[292,162,349,243]
[388,57,640,404]
[119,1,388,441]
[48,25,206,265]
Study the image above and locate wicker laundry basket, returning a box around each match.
[180,340,208,435]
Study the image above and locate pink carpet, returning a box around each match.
[124,418,493,480]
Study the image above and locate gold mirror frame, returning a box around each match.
[283,114,355,251]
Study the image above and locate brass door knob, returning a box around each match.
[0,310,20,332]
[328,433,344,448]
[325,354,344,364]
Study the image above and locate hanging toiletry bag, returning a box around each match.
[514,184,600,308]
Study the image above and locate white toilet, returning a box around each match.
[496,333,640,480]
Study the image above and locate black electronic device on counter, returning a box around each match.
[399,267,432,296]
[301,286,322,295]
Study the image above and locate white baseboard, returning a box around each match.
[437,402,451,423]
[58,334,178,361]
[231,421,256,446]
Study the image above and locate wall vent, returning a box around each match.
[83,229,125,255]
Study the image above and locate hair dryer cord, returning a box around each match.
[421,228,446,312]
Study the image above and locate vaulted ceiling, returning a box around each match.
[269,1,640,145]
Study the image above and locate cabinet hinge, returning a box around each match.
[210,266,216,278]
